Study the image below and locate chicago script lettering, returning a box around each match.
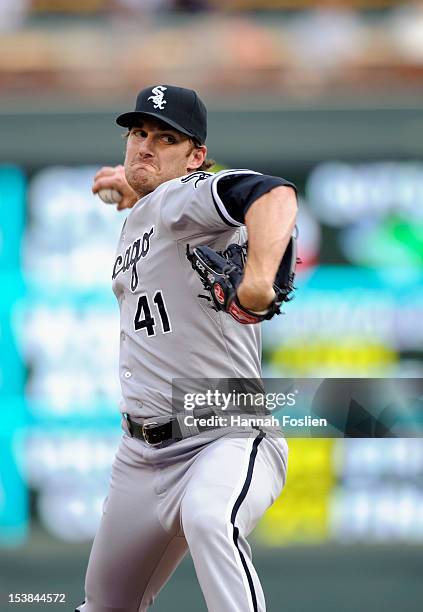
[112,226,154,291]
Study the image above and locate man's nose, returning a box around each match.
[137,134,155,156]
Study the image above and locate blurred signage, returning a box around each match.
[255,439,335,545]
[0,422,28,546]
[307,161,423,268]
[0,166,27,546]
[264,265,423,377]
[1,161,422,545]
[331,438,423,542]
[25,429,120,541]
[256,438,423,545]
[0,166,25,271]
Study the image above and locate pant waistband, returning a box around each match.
[123,412,220,446]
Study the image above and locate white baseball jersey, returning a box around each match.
[76,167,293,612]
[112,169,267,419]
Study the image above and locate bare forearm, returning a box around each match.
[237,186,298,312]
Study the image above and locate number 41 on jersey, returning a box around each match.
[134,291,172,336]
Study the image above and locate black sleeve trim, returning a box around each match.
[210,170,258,227]
[215,173,297,224]
[211,191,239,228]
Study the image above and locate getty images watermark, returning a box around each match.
[172,378,423,438]
[182,389,327,429]
[173,378,328,437]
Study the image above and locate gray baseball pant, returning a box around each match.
[75,426,288,612]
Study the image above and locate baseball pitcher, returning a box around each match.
[75,84,298,612]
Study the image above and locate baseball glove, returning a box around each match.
[186,233,298,325]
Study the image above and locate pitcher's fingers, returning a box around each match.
[116,200,128,211]
[92,176,122,194]
[93,166,121,182]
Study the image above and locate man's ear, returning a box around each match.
[187,145,207,172]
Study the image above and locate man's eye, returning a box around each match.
[162,134,176,143]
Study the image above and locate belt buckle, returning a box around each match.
[142,421,160,446]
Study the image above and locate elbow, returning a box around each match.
[271,185,298,219]
[244,184,298,228]
[273,184,297,205]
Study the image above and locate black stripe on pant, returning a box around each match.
[230,431,266,612]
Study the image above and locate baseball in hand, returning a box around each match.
[97,188,123,204]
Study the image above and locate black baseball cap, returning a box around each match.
[116,85,207,144]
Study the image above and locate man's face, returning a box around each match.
[124,117,207,198]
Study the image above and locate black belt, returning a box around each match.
[124,414,182,446]
[124,412,221,446]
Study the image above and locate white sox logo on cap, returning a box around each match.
[116,84,207,144]
[147,86,168,110]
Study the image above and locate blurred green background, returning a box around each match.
[0,1,423,610]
